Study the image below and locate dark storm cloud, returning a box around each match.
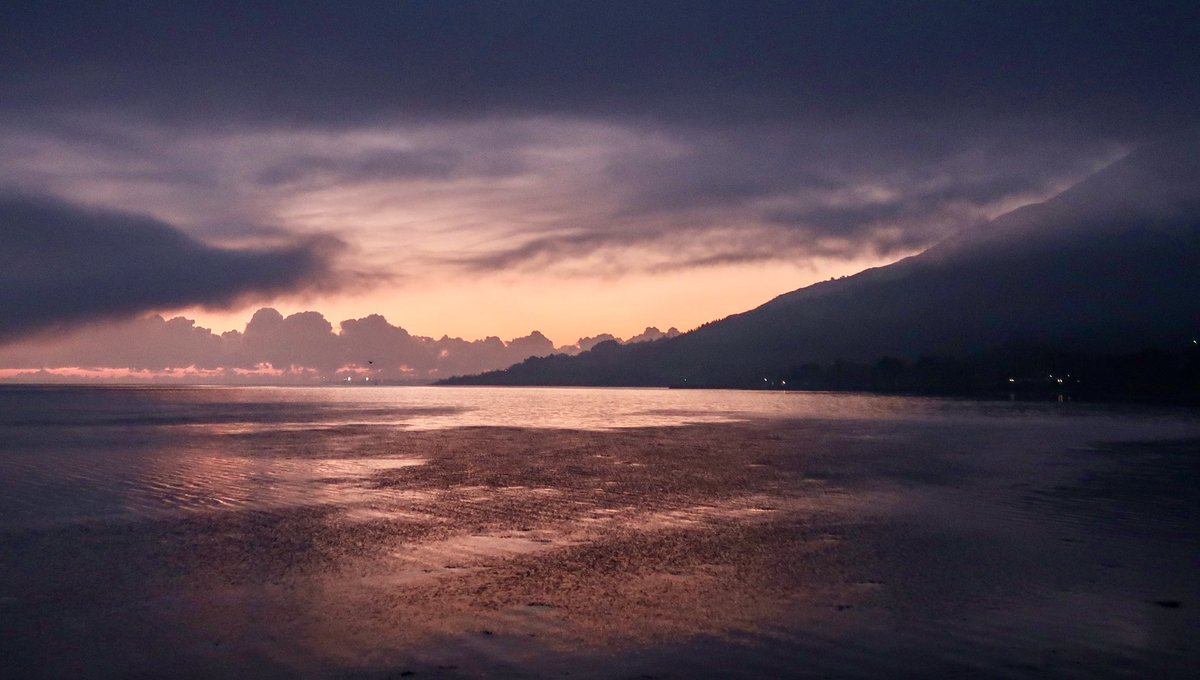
[0,195,341,340]
[2,1,1198,283]
[1,1,1197,130]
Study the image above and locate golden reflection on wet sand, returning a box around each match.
[0,388,1198,678]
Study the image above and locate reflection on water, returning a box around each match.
[1,385,1192,526]
[0,385,1197,678]
[4,384,1192,431]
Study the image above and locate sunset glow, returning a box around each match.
[2,4,1198,678]
[8,2,1190,383]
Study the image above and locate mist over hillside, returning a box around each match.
[444,132,1200,394]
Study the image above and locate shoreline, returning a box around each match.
[2,407,1197,677]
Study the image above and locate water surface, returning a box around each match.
[0,386,1196,677]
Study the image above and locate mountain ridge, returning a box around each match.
[442,131,1200,390]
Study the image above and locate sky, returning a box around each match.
[1,1,1198,377]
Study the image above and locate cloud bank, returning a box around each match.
[1,2,1197,342]
[4,2,1196,129]
[0,195,341,340]
[0,308,680,383]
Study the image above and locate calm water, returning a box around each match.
[0,383,1076,431]
[10,383,1190,432]
[1,385,1192,526]
[1,385,1197,678]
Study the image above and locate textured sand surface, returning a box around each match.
[1,410,1197,678]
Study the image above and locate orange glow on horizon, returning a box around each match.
[175,252,908,344]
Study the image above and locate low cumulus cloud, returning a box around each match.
[0,194,342,341]
[0,309,680,382]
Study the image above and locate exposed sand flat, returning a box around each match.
[1,411,1198,678]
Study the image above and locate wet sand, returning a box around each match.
[1,417,1197,678]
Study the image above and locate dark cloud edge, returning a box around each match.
[0,192,348,342]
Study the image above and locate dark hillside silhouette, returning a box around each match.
[443,131,1200,398]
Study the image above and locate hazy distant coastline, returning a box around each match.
[440,343,1200,404]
